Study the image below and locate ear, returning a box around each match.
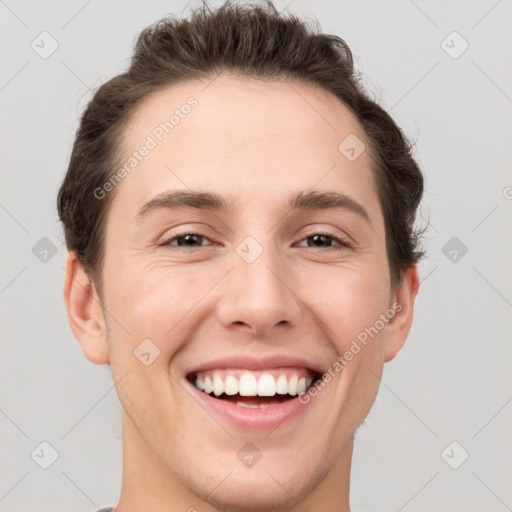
[383,264,420,363]
[63,251,110,365]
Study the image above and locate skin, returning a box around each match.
[63,73,419,512]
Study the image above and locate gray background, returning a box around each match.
[1,0,511,511]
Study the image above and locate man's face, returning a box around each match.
[89,75,413,509]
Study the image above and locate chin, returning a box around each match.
[198,475,314,512]
[179,448,326,512]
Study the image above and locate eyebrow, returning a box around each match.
[136,189,372,226]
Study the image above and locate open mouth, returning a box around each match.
[186,369,321,408]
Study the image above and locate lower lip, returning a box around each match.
[185,379,314,431]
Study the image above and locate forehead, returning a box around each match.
[111,74,380,222]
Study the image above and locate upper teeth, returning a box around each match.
[194,372,314,397]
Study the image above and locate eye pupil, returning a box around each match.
[309,234,330,247]
[179,234,202,247]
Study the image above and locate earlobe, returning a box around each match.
[63,251,110,365]
[383,265,420,363]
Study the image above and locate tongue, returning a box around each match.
[220,394,292,405]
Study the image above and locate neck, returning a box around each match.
[114,410,352,512]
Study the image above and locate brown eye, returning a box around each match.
[297,232,351,250]
[160,233,212,248]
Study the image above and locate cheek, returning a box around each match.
[316,268,390,352]
[326,273,390,414]
[106,266,209,366]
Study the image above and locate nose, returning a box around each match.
[216,243,303,338]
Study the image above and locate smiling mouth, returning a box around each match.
[186,369,321,408]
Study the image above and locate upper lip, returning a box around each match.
[184,355,324,378]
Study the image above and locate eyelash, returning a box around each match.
[158,231,352,251]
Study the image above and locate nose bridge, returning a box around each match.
[217,233,301,336]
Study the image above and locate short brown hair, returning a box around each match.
[57,0,425,297]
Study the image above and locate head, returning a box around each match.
[58,1,424,510]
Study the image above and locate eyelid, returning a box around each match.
[156,223,216,243]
